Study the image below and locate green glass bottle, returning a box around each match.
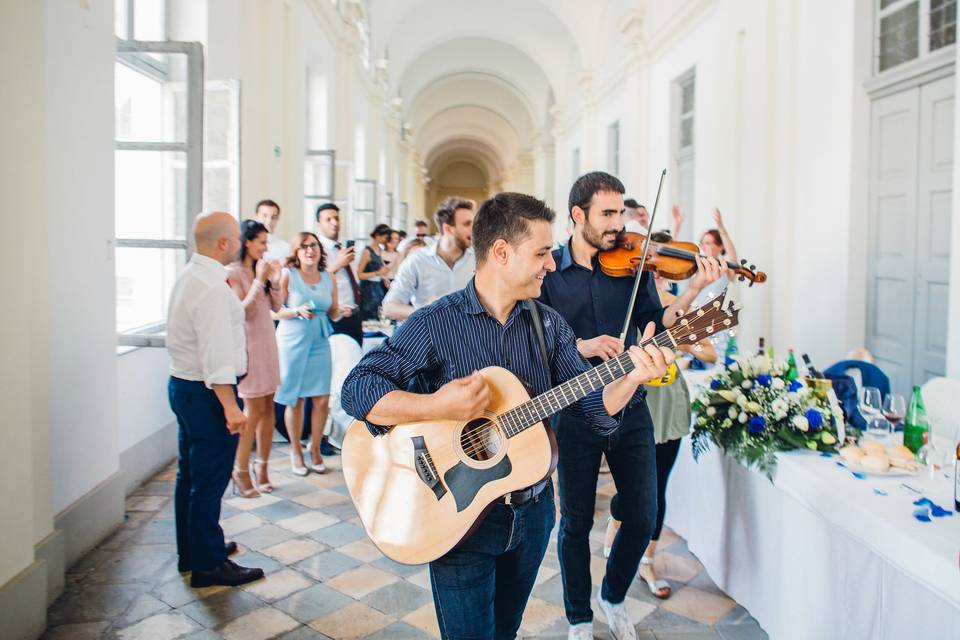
[903,386,928,454]
[786,349,799,381]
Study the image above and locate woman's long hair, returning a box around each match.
[239,219,272,293]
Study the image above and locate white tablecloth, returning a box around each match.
[667,375,960,639]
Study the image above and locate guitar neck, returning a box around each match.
[499,329,678,438]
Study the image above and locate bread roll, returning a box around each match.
[839,445,865,463]
[886,444,913,462]
[861,441,886,456]
[860,454,890,472]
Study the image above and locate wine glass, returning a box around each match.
[882,393,906,432]
[859,386,889,442]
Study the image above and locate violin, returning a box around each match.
[598,231,767,286]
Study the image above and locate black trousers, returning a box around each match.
[610,436,682,541]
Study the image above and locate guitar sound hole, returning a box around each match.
[460,418,502,462]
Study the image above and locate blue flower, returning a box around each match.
[788,380,803,393]
[710,379,722,390]
[756,374,772,387]
[748,416,766,433]
[724,356,736,367]
[805,408,823,431]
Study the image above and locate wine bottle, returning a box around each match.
[903,386,929,454]
[801,353,823,378]
[786,349,799,381]
[724,334,738,365]
[757,336,765,356]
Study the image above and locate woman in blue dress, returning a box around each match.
[275,231,339,475]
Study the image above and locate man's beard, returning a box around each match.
[583,220,620,251]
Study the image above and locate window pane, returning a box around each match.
[880,0,899,9]
[115,247,185,332]
[115,0,129,38]
[680,117,694,149]
[115,54,188,143]
[681,81,695,114]
[132,0,165,40]
[115,150,187,240]
[930,0,957,51]
[305,154,334,197]
[879,2,919,72]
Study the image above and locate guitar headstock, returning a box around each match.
[669,292,741,347]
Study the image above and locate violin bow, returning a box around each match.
[618,169,666,343]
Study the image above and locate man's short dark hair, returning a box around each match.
[413,219,428,228]
[398,230,408,239]
[568,171,626,216]
[434,196,475,230]
[623,198,640,209]
[255,199,280,214]
[315,202,339,221]
[473,192,555,265]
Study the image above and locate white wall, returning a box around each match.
[46,0,119,514]
[117,350,175,454]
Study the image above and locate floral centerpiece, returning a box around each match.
[690,353,840,477]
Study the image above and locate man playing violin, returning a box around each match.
[538,172,727,640]
[342,192,676,640]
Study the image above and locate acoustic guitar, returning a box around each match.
[342,294,741,565]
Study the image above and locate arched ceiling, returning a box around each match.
[368,0,639,184]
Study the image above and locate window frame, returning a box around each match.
[875,0,957,75]
[115,38,204,348]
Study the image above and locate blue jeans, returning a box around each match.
[555,407,657,624]
[168,377,238,572]
[429,482,555,640]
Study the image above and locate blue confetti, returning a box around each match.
[915,497,954,518]
[836,461,846,468]
[873,489,887,496]
[913,506,932,522]
[851,472,866,480]
[820,452,833,458]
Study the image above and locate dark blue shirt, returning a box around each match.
[538,240,666,416]
[341,278,619,436]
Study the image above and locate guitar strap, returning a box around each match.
[526,300,552,386]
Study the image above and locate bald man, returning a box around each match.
[167,212,264,587]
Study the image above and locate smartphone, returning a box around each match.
[345,240,355,249]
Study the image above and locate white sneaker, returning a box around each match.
[597,588,637,640]
[568,621,594,639]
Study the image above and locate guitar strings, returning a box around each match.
[432,306,736,457]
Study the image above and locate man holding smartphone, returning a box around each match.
[316,203,362,345]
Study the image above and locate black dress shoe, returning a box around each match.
[190,560,264,588]
[179,542,239,572]
[320,438,340,456]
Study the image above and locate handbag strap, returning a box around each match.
[526,300,552,387]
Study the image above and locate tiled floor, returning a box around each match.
[44,441,768,640]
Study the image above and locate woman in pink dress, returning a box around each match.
[226,220,283,496]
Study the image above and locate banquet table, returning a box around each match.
[666,371,960,639]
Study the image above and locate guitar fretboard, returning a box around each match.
[498,330,678,438]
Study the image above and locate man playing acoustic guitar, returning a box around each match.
[342,192,676,640]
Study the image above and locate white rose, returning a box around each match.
[741,380,753,389]
[792,415,809,432]
[771,377,785,391]
[706,407,717,417]
[738,412,748,423]
[728,406,738,419]
[729,362,740,372]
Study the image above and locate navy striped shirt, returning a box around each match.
[341,278,619,436]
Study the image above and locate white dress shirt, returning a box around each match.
[319,236,357,307]
[263,233,292,263]
[167,253,247,387]
[383,243,476,309]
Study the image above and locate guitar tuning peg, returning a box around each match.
[749,264,756,271]
[707,291,715,299]
[738,275,745,281]
[689,333,697,341]
[694,343,703,352]
[740,258,747,265]
[728,329,736,337]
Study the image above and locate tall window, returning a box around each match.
[114,1,204,344]
[876,0,956,73]
[673,69,695,221]
[607,121,621,176]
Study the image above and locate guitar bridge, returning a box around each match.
[412,436,446,501]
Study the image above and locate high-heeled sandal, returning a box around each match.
[290,453,308,477]
[252,459,273,493]
[638,556,671,599]
[308,450,327,474]
[231,466,261,498]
